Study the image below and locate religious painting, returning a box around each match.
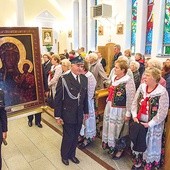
[116,23,124,34]
[98,25,104,35]
[0,27,45,114]
[42,27,53,46]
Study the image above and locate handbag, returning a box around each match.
[115,121,130,151]
[47,89,54,108]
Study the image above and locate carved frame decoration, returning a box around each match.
[0,27,44,114]
[42,27,53,46]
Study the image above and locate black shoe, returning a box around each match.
[112,150,124,160]
[78,141,90,149]
[62,158,69,165]
[28,121,32,127]
[36,123,42,128]
[70,157,80,164]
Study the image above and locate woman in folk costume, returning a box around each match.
[102,59,136,159]
[48,54,62,98]
[131,67,169,170]
[78,61,97,148]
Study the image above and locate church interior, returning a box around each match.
[0,0,170,170]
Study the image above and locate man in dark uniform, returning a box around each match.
[54,56,88,166]
[0,89,7,169]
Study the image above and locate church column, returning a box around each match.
[73,0,79,50]
[79,0,87,51]
[16,0,25,26]
[135,0,147,54]
[87,0,95,52]
[123,0,132,50]
[151,0,165,57]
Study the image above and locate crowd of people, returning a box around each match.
[39,45,170,170]
[1,45,169,170]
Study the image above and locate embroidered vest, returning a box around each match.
[137,92,160,121]
[112,83,126,107]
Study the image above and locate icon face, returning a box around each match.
[98,25,103,35]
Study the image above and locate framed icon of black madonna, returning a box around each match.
[0,27,45,114]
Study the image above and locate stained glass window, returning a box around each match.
[163,0,170,55]
[145,0,154,54]
[131,0,137,53]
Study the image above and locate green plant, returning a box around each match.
[46,44,52,52]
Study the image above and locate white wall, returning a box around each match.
[95,0,128,52]
[1,0,169,59]
[92,0,169,60]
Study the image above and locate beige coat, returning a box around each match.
[90,61,108,90]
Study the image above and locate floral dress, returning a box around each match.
[131,83,169,168]
[102,74,136,149]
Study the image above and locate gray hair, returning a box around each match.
[117,55,129,65]
[88,52,98,61]
[114,44,121,50]
[147,58,163,70]
[130,61,140,70]
[61,59,71,69]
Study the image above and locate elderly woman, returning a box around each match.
[131,67,169,170]
[61,59,71,74]
[141,58,166,87]
[135,53,145,78]
[102,59,136,159]
[89,52,108,90]
[109,56,134,82]
[78,61,97,148]
[124,49,133,64]
[48,54,62,98]
[130,61,140,90]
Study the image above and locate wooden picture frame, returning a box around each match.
[0,27,45,114]
[98,25,104,35]
[42,27,53,46]
[116,23,124,34]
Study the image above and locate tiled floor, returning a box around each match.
[2,111,132,170]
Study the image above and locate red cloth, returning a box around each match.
[48,67,55,80]
[107,86,114,101]
[137,97,149,120]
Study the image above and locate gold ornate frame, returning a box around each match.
[42,27,53,46]
[116,23,124,34]
[0,27,45,114]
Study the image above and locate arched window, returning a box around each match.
[145,0,154,54]
[162,0,170,55]
[131,0,137,53]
